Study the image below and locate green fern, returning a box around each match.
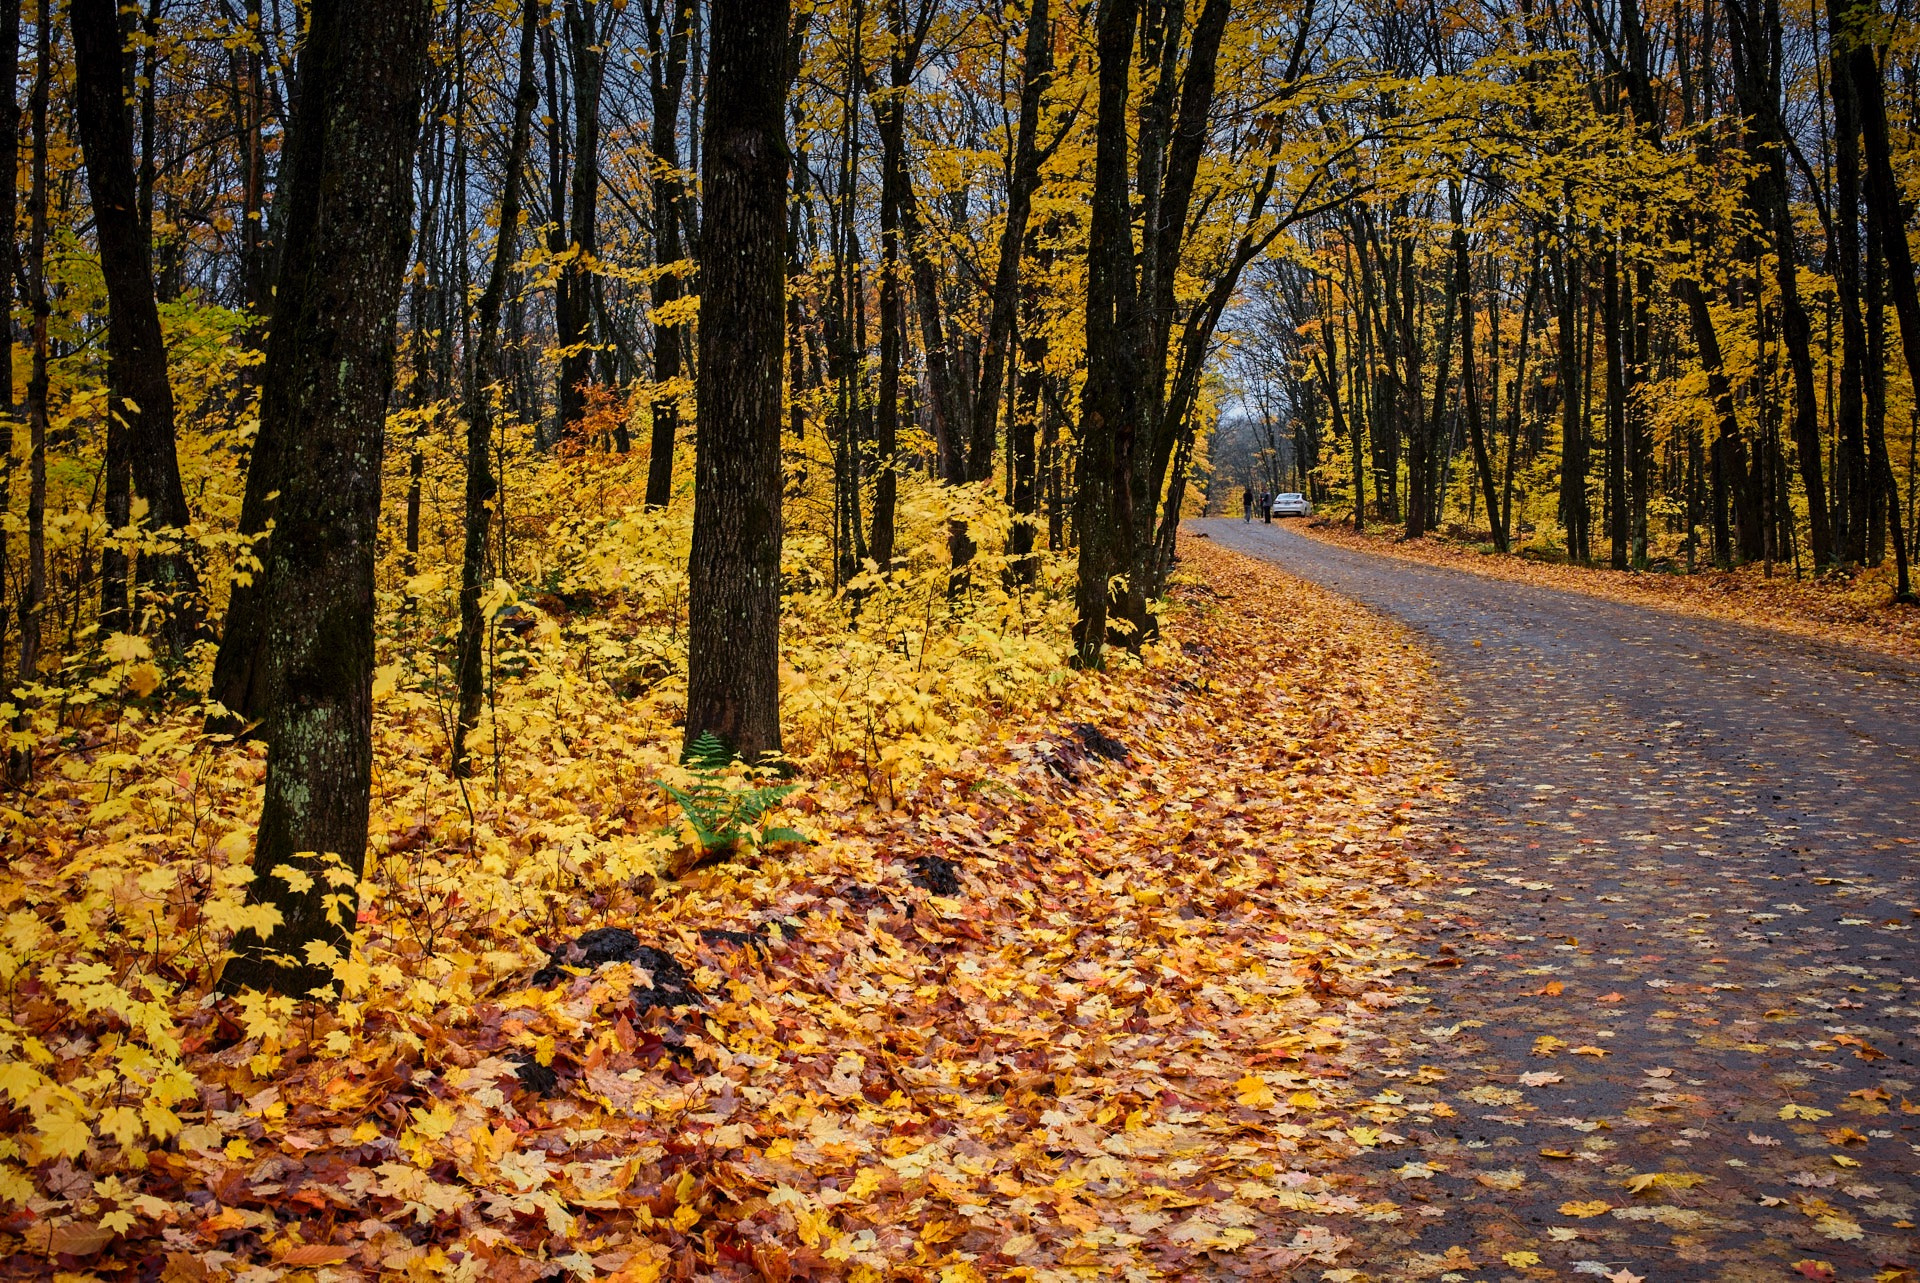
[660,732,805,855]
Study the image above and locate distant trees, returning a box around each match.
[1230,0,1920,587]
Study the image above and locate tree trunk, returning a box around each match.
[1553,233,1589,561]
[684,0,789,762]
[870,70,904,570]
[557,0,606,444]
[642,0,693,506]
[1072,0,1139,667]
[453,0,538,777]
[0,0,16,688]
[1455,221,1506,551]
[71,0,204,654]
[1826,0,1868,565]
[1839,0,1917,597]
[1604,251,1627,569]
[1729,0,1833,565]
[966,0,1052,485]
[9,5,47,786]
[219,0,431,996]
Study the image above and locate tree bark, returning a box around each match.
[1455,221,1506,551]
[557,0,607,443]
[219,0,430,996]
[966,0,1052,485]
[1826,0,1868,565]
[71,0,205,654]
[0,0,15,689]
[1072,0,1139,667]
[1838,0,1916,596]
[642,0,693,507]
[9,4,48,786]
[683,0,789,762]
[1729,0,1832,564]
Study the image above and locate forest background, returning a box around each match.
[1,0,1919,1272]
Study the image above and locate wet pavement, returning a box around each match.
[1200,518,1920,1283]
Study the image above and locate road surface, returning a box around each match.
[1200,517,1920,1282]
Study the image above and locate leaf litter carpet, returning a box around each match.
[4,539,1459,1281]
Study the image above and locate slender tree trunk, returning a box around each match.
[1827,0,1868,565]
[1455,222,1506,551]
[453,0,538,777]
[967,0,1052,485]
[1553,236,1583,560]
[1009,231,1052,586]
[558,0,607,444]
[642,0,692,506]
[684,0,789,762]
[1839,0,1917,597]
[9,6,47,786]
[1072,0,1139,667]
[71,0,205,654]
[0,0,16,689]
[219,0,431,996]
[871,78,904,570]
[1604,251,1628,569]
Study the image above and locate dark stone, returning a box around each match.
[507,1052,560,1096]
[700,927,771,962]
[529,926,700,1008]
[837,883,893,912]
[1072,722,1130,761]
[909,853,962,896]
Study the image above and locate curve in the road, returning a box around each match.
[1199,517,1920,1283]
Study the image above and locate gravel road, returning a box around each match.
[1199,517,1920,1282]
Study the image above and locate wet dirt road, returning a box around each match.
[1200,518,1920,1283]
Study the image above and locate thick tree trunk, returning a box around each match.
[684,0,789,762]
[71,0,205,654]
[453,0,538,777]
[642,0,693,507]
[219,0,430,996]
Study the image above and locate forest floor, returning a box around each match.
[1287,517,1920,661]
[1203,517,1920,1283]
[3,538,1462,1282]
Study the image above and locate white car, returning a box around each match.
[1270,492,1312,518]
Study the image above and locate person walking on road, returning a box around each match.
[1260,491,1273,524]
[1242,487,1253,522]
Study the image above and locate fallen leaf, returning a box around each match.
[1559,1200,1613,1218]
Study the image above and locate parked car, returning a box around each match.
[1270,492,1312,518]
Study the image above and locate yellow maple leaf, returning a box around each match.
[1623,1171,1707,1195]
[35,1111,92,1160]
[1780,1104,1832,1120]
[1503,1250,1543,1267]
[1558,1200,1613,1218]
[1234,1075,1276,1109]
